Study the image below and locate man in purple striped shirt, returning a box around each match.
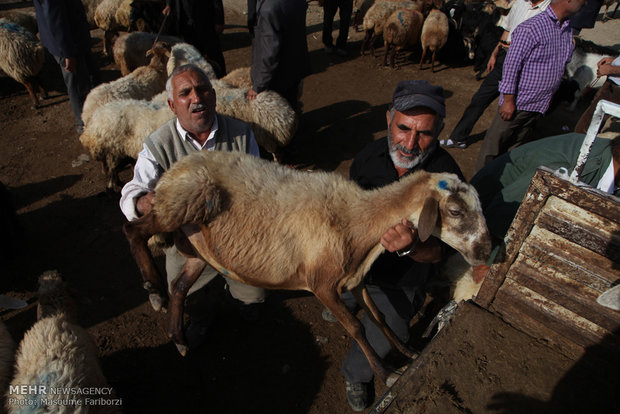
[474,0,587,172]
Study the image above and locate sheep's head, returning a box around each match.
[414,174,491,266]
[146,41,171,70]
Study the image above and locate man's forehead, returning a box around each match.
[172,70,211,89]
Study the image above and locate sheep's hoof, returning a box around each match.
[148,293,164,312]
[175,342,188,357]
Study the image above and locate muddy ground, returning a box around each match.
[0,1,618,413]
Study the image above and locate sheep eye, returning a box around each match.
[449,209,462,217]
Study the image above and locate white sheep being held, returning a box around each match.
[6,271,118,414]
[123,150,492,387]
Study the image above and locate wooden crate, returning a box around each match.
[475,167,620,361]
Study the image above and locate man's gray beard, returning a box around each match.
[387,129,423,170]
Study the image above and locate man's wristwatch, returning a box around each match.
[396,237,419,257]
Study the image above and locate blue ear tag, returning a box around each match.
[438,180,448,190]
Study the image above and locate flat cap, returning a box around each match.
[392,80,445,117]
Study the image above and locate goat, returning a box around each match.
[123,150,492,386]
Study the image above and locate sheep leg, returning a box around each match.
[168,256,208,356]
[419,47,427,70]
[431,50,437,73]
[390,47,398,69]
[123,213,169,312]
[23,80,40,109]
[383,43,390,66]
[314,286,399,386]
[369,33,378,57]
[361,30,373,55]
[351,284,418,360]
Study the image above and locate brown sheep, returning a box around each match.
[123,150,492,386]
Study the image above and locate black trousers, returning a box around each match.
[450,50,506,142]
[322,0,353,49]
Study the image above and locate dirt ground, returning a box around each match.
[0,1,618,413]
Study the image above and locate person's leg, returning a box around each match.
[165,246,218,295]
[336,0,353,50]
[449,52,505,143]
[225,277,266,305]
[322,0,338,49]
[341,285,419,383]
[55,54,92,131]
[504,111,541,152]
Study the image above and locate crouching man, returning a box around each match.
[120,64,266,346]
[325,80,465,411]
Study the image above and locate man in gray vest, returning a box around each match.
[120,64,266,347]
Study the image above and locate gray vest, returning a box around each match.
[145,114,252,171]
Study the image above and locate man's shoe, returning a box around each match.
[440,138,468,149]
[345,381,371,412]
[321,307,338,323]
[324,46,335,54]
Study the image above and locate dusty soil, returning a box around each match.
[0,1,617,413]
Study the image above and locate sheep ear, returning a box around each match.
[146,49,153,57]
[418,197,438,242]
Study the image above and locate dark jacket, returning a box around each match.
[350,138,464,288]
[165,0,224,35]
[33,0,91,59]
[250,0,312,94]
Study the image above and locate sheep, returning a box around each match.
[122,150,492,386]
[79,91,173,190]
[220,67,252,90]
[0,321,14,402]
[113,32,182,76]
[0,10,37,35]
[94,0,132,57]
[81,41,171,125]
[81,0,106,28]
[382,8,424,68]
[0,19,47,109]
[165,42,219,81]
[420,8,450,72]
[6,271,118,414]
[361,0,422,56]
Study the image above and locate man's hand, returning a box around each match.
[245,89,258,100]
[381,218,416,253]
[486,53,497,74]
[136,192,156,216]
[597,56,615,67]
[499,95,515,121]
[64,57,77,73]
[162,5,171,15]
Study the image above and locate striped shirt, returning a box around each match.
[499,6,574,114]
[501,0,551,42]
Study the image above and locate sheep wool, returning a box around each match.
[0,19,45,106]
[420,9,450,72]
[81,41,170,125]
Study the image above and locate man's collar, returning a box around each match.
[175,115,219,149]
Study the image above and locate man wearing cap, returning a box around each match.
[323,80,464,411]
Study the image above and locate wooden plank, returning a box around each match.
[535,208,620,263]
[504,258,620,331]
[521,226,620,288]
[476,171,551,308]
[492,279,620,353]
